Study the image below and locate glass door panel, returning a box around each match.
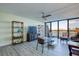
[69,19,79,38]
[59,20,68,38]
[51,22,58,37]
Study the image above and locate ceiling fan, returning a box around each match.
[40,12,52,20]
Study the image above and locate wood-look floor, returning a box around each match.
[0,39,69,56]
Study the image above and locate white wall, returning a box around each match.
[0,12,43,47]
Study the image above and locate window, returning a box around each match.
[59,20,67,38]
[51,22,58,37]
[69,19,79,37]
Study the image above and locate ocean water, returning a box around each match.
[51,30,76,37]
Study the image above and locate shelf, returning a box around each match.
[13,31,23,33]
[12,21,23,23]
[12,21,24,44]
[13,36,23,39]
[13,26,23,28]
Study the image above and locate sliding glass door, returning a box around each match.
[69,19,79,38]
[59,20,68,38]
[51,22,58,37]
[45,18,79,40]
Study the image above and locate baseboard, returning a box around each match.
[0,41,27,48]
[0,42,11,48]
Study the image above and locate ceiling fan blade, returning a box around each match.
[37,12,52,20]
[45,14,51,17]
[42,14,51,18]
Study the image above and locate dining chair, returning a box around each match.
[36,37,53,53]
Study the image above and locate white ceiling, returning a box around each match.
[0,3,78,22]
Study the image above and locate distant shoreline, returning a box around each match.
[51,30,75,31]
